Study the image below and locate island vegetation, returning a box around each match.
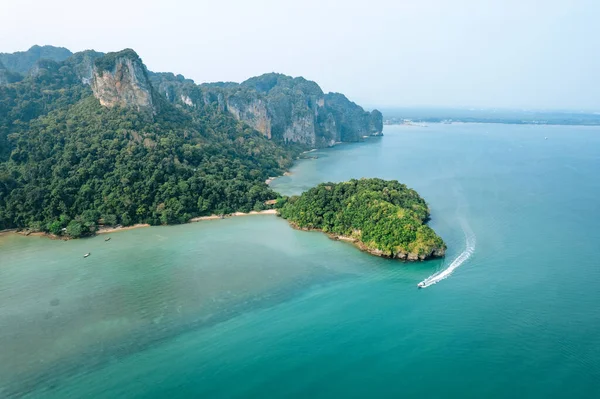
[277,178,446,260]
[0,93,300,237]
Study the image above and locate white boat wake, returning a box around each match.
[418,220,475,288]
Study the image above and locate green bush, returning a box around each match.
[66,220,84,238]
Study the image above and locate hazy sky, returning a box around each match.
[2,0,598,110]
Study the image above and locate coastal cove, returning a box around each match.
[1,123,600,398]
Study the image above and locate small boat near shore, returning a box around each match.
[105,237,111,242]
[83,253,91,258]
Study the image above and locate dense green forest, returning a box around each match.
[278,179,446,260]
[0,50,302,237]
[0,46,384,239]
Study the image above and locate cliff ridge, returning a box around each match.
[151,72,383,147]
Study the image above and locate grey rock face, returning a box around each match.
[150,72,384,148]
[225,89,272,138]
[67,50,104,85]
[91,51,154,112]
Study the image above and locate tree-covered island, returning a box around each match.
[277,178,446,261]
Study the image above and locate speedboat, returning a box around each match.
[417,282,425,289]
[84,253,91,258]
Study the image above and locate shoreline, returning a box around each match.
[0,229,65,240]
[189,209,277,222]
[2,210,279,241]
[266,171,292,185]
[4,138,381,242]
[285,221,444,262]
[97,224,151,234]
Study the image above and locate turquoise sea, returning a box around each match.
[1,123,600,398]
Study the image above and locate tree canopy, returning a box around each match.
[0,61,302,237]
[278,178,446,260]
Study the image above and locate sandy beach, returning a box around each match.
[265,171,292,185]
[97,224,151,234]
[189,209,277,222]
[3,210,278,240]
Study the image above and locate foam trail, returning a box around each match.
[418,220,475,288]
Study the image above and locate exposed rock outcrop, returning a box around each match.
[226,92,272,138]
[91,49,155,112]
[1,46,381,146]
[369,110,384,136]
[151,72,383,148]
[66,50,104,84]
[288,223,446,262]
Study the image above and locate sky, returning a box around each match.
[1,0,598,110]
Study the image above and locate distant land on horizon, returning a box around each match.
[380,107,600,126]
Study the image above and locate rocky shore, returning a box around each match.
[286,221,445,261]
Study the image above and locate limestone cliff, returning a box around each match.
[151,72,382,148]
[91,49,155,112]
[1,46,381,146]
[67,50,104,85]
[238,74,335,147]
[369,110,384,136]
[230,74,383,147]
[226,91,272,138]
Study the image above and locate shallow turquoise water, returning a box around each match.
[1,124,599,398]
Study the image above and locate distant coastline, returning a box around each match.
[382,108,600,127]
[384,120,600,127]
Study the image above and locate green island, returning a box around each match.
[277,178,446,260]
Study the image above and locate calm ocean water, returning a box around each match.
[1,123,599,398]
